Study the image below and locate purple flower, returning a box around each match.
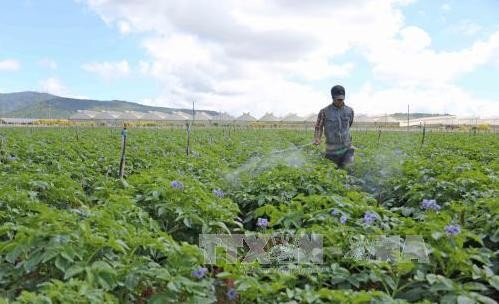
[191,267,208,279]
[171,180,184,190]
[340,215,347,224]
[421,199,441,211]
[331,209,339,215]
[363,211,377,225]
[212,188,225,198]
[227,288,238,300]
[445,224,461,236]
[256,217,269,228]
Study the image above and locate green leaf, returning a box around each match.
[463,282,487,292]
[457,295,475,304]
[54,256,69,272]
[216,272,232,279]
[396,260,414,275]
[64,264,85,279]
[384,276,396,290]
[167,281,179,292]
[183,217,192,228]
[490,228,499,243]
[473,293,498,304]
[150,294,172,304]
[60,248,75,262]
[489,275,499,291]
[124,273,140,289]
[426,274,437,284]
[97,272,115,290]
[414,270,425,281]
[23,250,44,272]
[431,232,443,240]
[5,243,23,263]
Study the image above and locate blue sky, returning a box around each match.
[0,0,498,116]
[402,0,499,100]
[0,0,155,101]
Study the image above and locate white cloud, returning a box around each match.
[365,29,499,86]
[441,3,451,11]
[449,20,482,36]
[82,60,130,80]
[39,58,58,69]
[39,77,69,96]
[138,60,151,74]
[38,77,87,99]
[82,0,499,116]
[117,20,131,34]
[0,59,20,71]
[350,82,499,117]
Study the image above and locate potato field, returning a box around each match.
[0,127,497,303]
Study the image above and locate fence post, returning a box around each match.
[420,123,426,147]
[407,104,410,133]
[377,128,382,146]
[0,134,6,157]
[119,126,127,179]
[186,101,195,156]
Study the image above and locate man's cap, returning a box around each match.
[331,85,345,100]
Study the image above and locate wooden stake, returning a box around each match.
[421,123,426,147]
[119,126,127,179]
[186,122,190,156]
[407,104,410,133]
[186,101,195,156]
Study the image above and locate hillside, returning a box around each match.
[0,92,216,119]
[0,91,57,115]
[391,112,452,120]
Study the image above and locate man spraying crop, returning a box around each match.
[313,85,355,168]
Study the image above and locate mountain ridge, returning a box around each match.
[0,91,456,119]
[0,91,216,119]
